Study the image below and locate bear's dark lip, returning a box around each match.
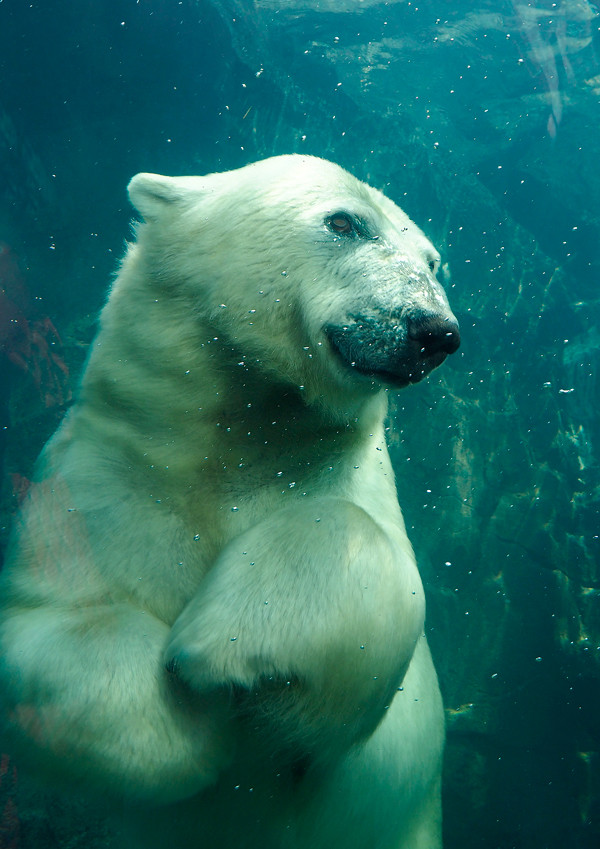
[324,325,448,389]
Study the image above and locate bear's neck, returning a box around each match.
[77,320,390,495]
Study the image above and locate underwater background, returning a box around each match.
[0,1,599,847]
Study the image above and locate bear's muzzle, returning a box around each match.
[325,308,460,388]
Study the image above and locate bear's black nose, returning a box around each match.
[407,311,461,358]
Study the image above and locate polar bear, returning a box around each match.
[0,155,459,849]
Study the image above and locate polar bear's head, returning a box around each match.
[127,155,459,406]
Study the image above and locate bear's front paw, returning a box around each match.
[164,655,180,675]
[164,604,270,693]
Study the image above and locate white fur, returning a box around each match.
[0,155,449,848]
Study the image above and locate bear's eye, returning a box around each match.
[327,214,354,235]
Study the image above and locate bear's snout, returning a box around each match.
[325,306,460,389]
[406,310,461,358]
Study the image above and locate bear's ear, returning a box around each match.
[127,173,190,220]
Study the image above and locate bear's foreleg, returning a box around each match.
[0,600,233,802]
[166,497,425,761]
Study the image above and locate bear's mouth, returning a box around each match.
[326,331,442,388]
[324,311,459,389]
